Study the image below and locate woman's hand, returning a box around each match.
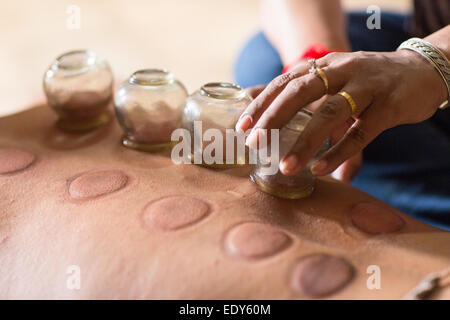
[237,50,447,177]
[245,83,363,183]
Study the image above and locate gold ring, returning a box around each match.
[308,59,329,94]
[315,67,329,93]
[337,91,357,115]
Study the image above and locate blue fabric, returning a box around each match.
[234,12,450,231]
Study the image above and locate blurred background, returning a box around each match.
[0,0,411,117]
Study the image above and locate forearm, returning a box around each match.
[261,0,349,65]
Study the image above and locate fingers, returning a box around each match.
[235,61,311,133]
[245,68,339,149]
[236,85,266,134]
[245,63,350,150]
[311,105,385,176]
[246,85,266,100]
[278,94,350,175]
[244,73,325,149]
[238,52,355,134]
[279,85,372,176]
[331,152,363,184]
[330,117,355,144]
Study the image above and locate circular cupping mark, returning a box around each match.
[291,254,354,298]
[226,222,292,260]
[142,195,211,231]
[0,147,36,175]
[69,170,128,200]
[350,202,405,235]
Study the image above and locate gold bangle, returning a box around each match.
[337,91,357,115]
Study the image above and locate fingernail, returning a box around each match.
[235,114,252,133]
[311,160,327,175]
[280,154,300,175]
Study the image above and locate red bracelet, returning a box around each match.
[282,43,337,74]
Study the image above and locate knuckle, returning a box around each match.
[383,103,401,127]
[258,108,281,128]
[370,82,386,97]
[319,100,341,119]
[292,137,312,154]
[325,52,350,67]
[324,52,341,62]
[337,52,366,69]
[259,112,275,126]
[246,100,263,115]
[339,51,371,69]
[246,86,264,99]
[285,78,305,92]
[347,126,367,146]
[342,55,359,68]
[272,73,295,88]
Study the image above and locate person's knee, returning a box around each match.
[234,31,283,88]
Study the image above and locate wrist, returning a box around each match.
[398,38,449,107]
[398,49,448,109]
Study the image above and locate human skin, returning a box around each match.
[261,0,350,66]
[236,25,449,178]
[245,86,362,184]
[256,0,360,183]
[1,105,449,299]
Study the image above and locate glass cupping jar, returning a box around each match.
[114,69,188,152]
[250,110,329,199]
[182,82,251,168]
[43,50,114,132]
